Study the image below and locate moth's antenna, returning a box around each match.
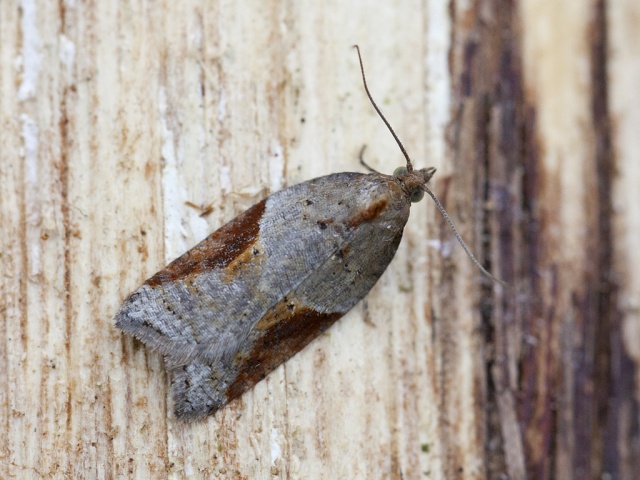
[423,185,507,286]
[353,46,505,287]
[353,45,414,172]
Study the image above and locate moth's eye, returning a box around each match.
[393,166,408,177]
[411,189,425,203]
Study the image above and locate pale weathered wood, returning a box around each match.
[609,0,640,478]
[1,1,637,479]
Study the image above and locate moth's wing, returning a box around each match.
[116,172,391,365]
[167,174,412,419]
[114,198,269,364]
[169,359,224,420]
[168,306,346,420]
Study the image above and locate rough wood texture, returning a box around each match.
[1,1,637,479]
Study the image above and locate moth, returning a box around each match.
[115,46,502,420]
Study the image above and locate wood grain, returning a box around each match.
[1,1,637,478]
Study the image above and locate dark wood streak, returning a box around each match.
[347,198,388,228]
[225,303,343,403]
[145,198,267,287]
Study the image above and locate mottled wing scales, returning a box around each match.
[115,199,267,362]
[170,361,220,420]
[115,172,412,419]
[170,189,408,419]
[171,306,344,420]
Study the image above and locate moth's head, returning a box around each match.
[393,166,436,203]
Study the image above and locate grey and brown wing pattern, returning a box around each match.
[115,171,414,419]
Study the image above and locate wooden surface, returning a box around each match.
[1,1,638,479]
